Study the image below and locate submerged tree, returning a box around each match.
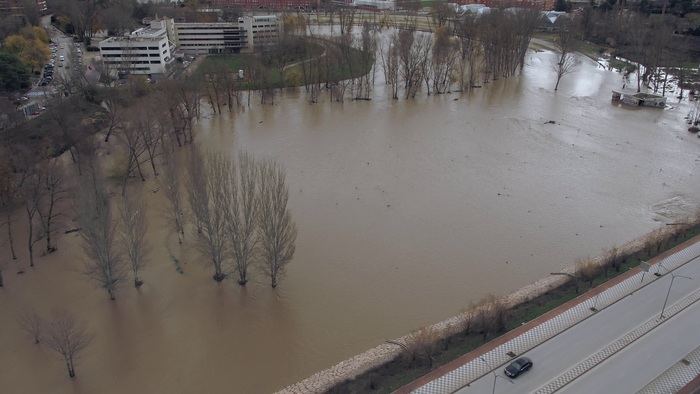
[161,143,186,244]
[119,188,148,288]
[77,163,125,300]
[18,309,44,344]
[225,152,259,286]
[37,158,66,254]
[553,20,579,91]
[22,167,44,268]
[44,311,92,378]
[257,160,297,288]
[187,148,228,282]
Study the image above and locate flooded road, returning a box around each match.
[1,47,699,393]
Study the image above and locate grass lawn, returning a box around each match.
[196,39,373,90]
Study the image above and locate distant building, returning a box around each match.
[170,15,279,55]
[98,20,174,75]
[0,0,47,16]
[206,0,318,10]
[454,3,491,14]
[352,0,395,10]
[452,0,554,10]
[98,15,280,71]
[246,15,279,46]
[174,21,249,54]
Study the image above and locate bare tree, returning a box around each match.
[22,168,44,268]
[119,188,148,288]
[18,310,44,344]
[77,163,125,300]
[44,311,92,378]
[186,148,228,282]
[257,160,297,288]
[431,26,459,94]
[553,20,579,91]
[225,152,259,286]
[0,153,22,261]
[379,31,400,100]
[37,159,66,254]
[161,143,185,244]
[102,89,124,142]
[118,118,147,194]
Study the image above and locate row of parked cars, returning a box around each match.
[39,63,55,86]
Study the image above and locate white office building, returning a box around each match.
[99,20,174,75]
[172,15,279,55]
[247,15,279,47]
[174,21,249,54]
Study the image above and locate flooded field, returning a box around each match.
[1,47,699,394]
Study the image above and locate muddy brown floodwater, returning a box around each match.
[2,47,700,394]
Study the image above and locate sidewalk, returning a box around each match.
[399,236,700,394]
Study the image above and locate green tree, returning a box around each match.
[0,52,30,91]
[3,32,49,72]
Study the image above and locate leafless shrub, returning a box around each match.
[402,326,438,367]
[474,295,509,339]
[44,311,92,378]
[575,258,600,288]
[18,310,44,344]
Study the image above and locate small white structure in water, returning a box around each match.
[612,90,667,108]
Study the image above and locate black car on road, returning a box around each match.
[504,357,533,378]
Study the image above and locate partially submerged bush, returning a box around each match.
[402,327,438,367]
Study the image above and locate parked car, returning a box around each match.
[504,357,533,378]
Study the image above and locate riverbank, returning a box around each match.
[280,218,700,393]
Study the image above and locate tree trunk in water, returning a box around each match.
[108,287,115,300]
[67,359,75,378]
[46,225,53,254]
[7,215,17,260]
[0,269,3,287]
[28,219,34,267]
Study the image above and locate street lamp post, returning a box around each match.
[659,273,692,319]
[478,357,513,394]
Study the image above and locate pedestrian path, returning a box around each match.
[638,345,700,394]
[534,286,700,393]
[412,242,700,394]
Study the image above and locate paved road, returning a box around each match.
[562,301,700,393]
[456,255,700,394]
[24,15,82,113]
